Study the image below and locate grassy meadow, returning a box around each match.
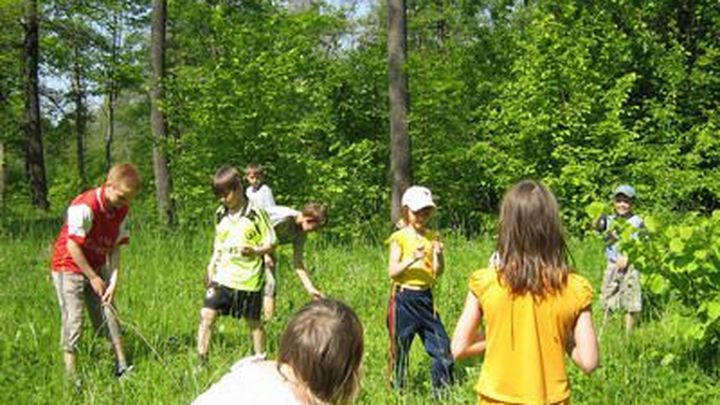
[1,218,719,404]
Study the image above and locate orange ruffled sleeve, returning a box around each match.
[568,273,594,315]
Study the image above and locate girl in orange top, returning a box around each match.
[451,180,599,404]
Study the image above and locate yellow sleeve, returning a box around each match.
[569,274,594,314]
[468,268,495,301]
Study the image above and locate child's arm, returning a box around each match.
[292,245,323,299]
[205,237,221,286]
[102,247,122,303]
[240,207,278,257]
[67,239,106,296]
[388,241,424,278]
[239,244,275,257]
[568,309,599,374]
[263,186,276,207]
[432,239,444,276]
[451,291,486,360]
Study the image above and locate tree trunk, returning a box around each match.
[72,46,87,187]
[23,0,48,210]
[150,0,175,225]
[105,10,119,172]
[0,142,5,207]
[387,0,412,224]
[105,90,115,172]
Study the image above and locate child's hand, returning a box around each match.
[432,240,444,254]
[89,276,106,298]
[616,255,629,272]
[308,287,325,300]
[240,246,258,256]
[263,254,275,270]
[413,245,426,261]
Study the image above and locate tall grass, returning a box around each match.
[1,222,718,404]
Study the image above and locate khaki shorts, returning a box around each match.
[601,264,642,313]
[52,270,122,353]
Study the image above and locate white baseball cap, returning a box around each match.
[401,186,436,212]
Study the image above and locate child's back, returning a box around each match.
[452,180,598,404]
[469,268,592,403]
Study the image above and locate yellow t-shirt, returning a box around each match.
[469,268,593,405]
[387,227,437,288]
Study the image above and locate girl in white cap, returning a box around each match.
[386,186,454,396]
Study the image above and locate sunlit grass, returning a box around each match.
[1,223,718,404]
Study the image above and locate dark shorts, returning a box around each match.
[203,283,262,321]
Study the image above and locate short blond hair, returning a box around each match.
[106,163,140,191]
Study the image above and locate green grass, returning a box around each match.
[1,221,719,404]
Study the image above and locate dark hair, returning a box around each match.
[278,299,364,404]
[212,166,242,197]
[497,180,570,296]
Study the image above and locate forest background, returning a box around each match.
[0,0,719,403]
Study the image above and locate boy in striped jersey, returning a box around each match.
[197,166,277,361]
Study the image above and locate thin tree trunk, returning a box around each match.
[150,0,175,225]
[72,46,87,187]
[23,0,48,210]
[388,0,412,224]
[105,10,119,172]
[0,142,5,207]
[105,91,115,172]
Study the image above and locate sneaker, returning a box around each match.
[116,364,134,379]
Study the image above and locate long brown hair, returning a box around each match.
[497,180,570,296]
[278,299,364,404]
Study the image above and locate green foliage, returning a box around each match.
[166,2,389,235]
[4,0,720,236]
[621,211,720,348]
[0,0,23,146]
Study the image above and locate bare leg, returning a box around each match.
[248,319,265,355]
[197,308,218,359]
[63,351,77,376]
[263,296,275,321]
[111,339,129,370]
[263,265,276,320]
[625,312,636,335]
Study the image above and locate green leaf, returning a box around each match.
[660,353,675,366]
[706,301,720,322]
[669,239,685,254]
[585,201,607,220]
[679,226,694,240]
[693,250,708,261]
[646,274,669,295]
[644,215,659,233]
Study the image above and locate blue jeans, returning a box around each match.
[387,287,454,391]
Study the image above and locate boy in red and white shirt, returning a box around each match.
[50,163,140,379]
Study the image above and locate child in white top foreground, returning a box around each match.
[193,299,364,405]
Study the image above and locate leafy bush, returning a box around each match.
[588,201,720,349]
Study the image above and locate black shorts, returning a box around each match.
[203,283,262,320]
